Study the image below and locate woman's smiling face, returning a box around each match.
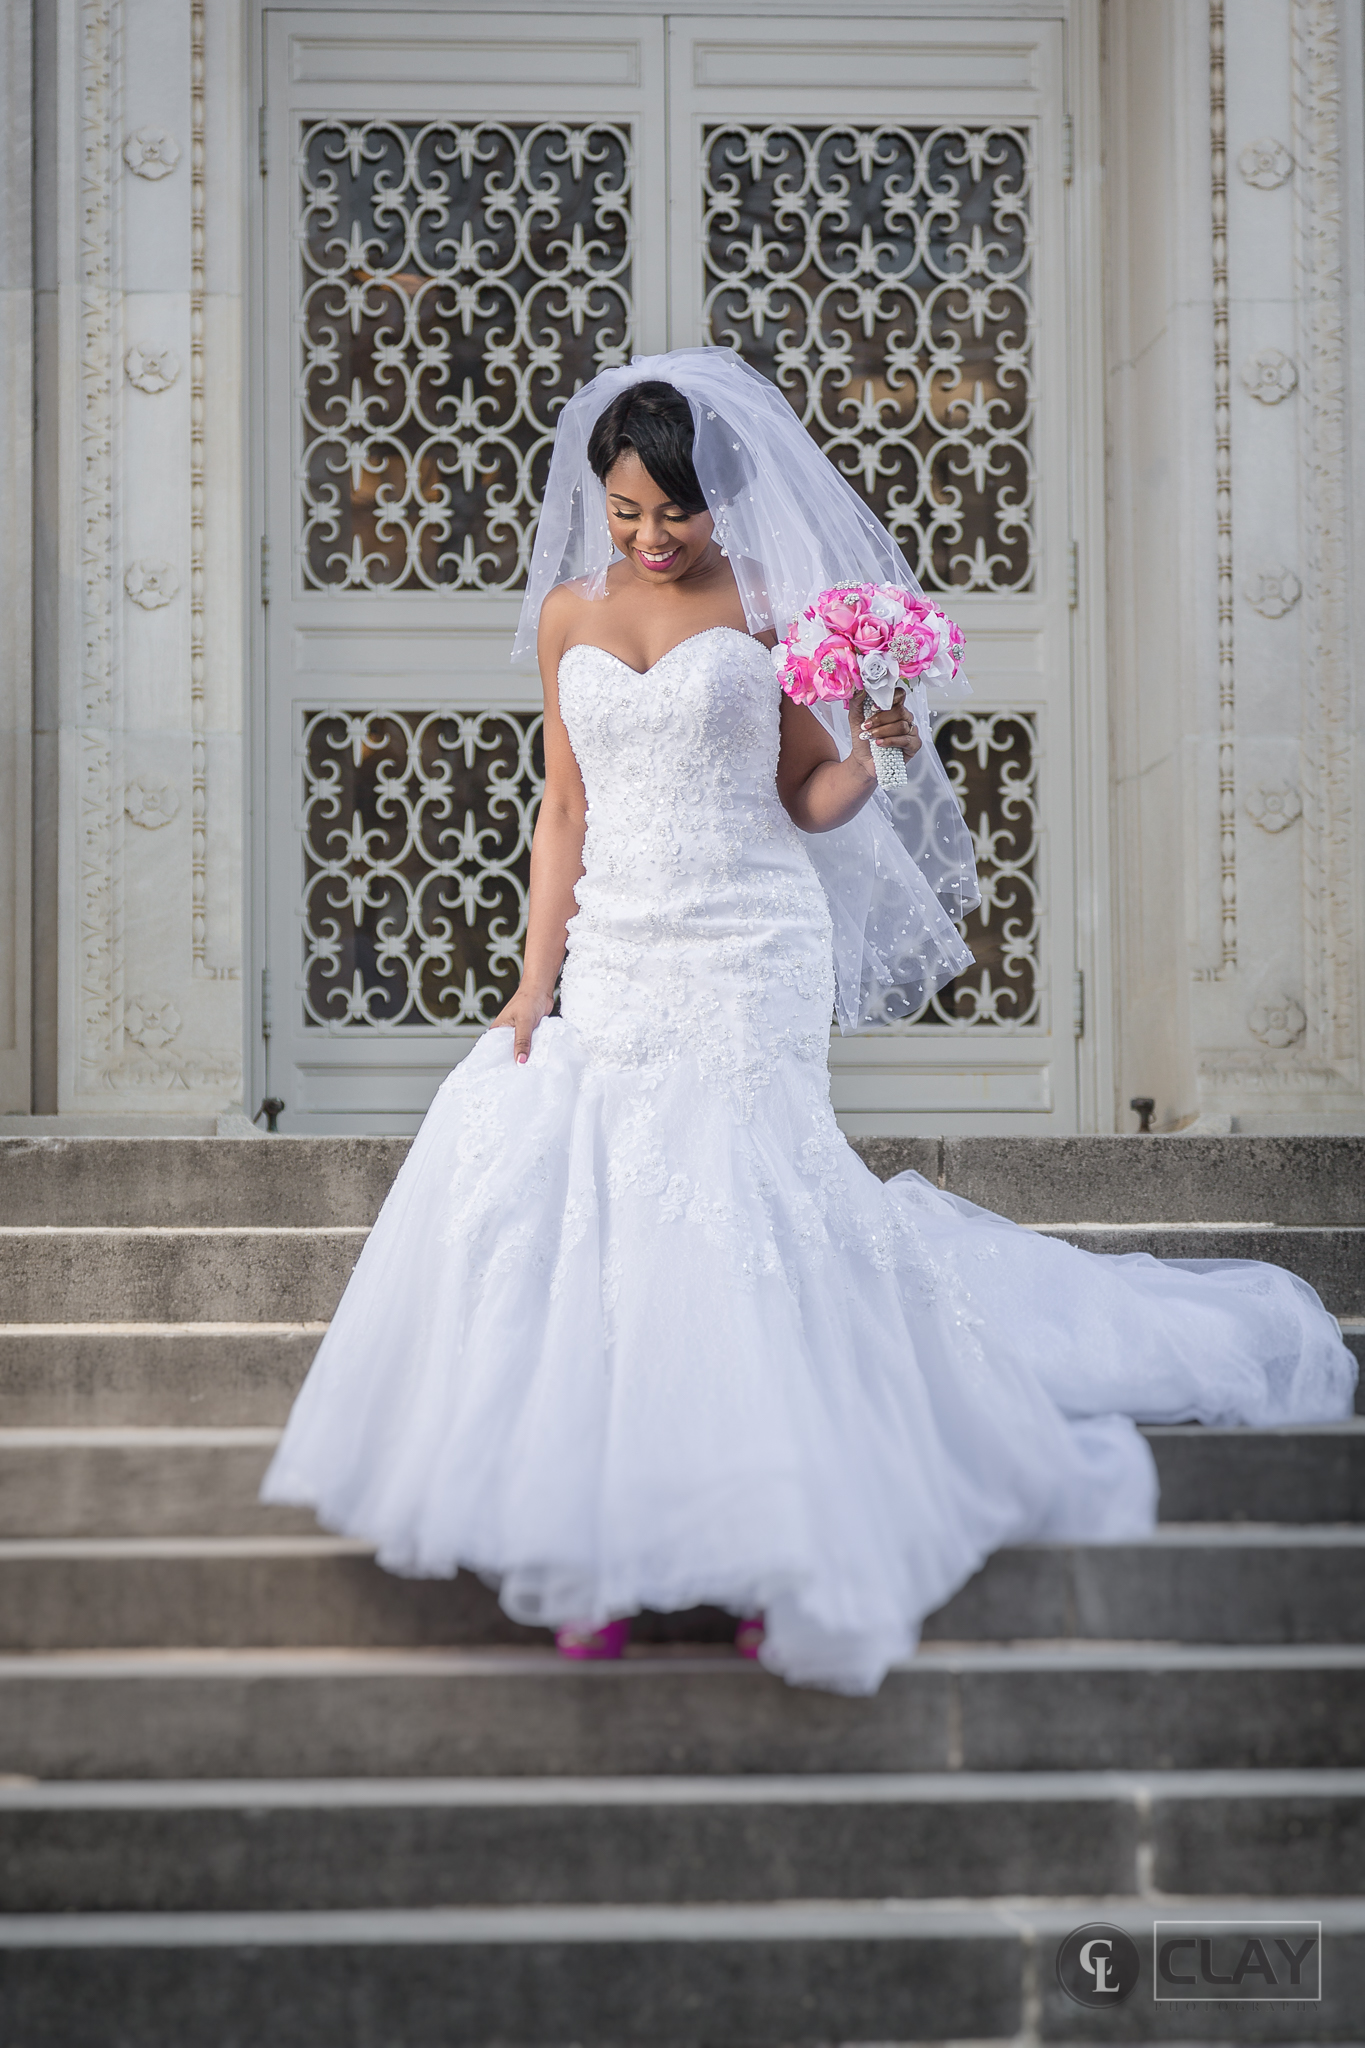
[604,450,716,585]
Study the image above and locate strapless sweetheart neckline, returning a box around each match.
[558,623,766,680]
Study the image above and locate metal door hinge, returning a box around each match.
[261,966,273,1040]
[259,107,268,177]
[1073,968,1085,1038]
[1062,114,1074,183]
[1068,539,1079,609]
[260,534,271,606]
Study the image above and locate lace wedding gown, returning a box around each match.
[263,627,1356,1695]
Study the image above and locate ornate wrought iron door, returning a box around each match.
[260,12,667,1128]
[258,10,1085,1133]
[669,18,1078,1132]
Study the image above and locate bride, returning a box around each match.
[263,349,1355,1696]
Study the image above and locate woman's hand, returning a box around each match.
[849,686,922,766]
[492,986,555,1066]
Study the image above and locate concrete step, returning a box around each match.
[5,1423,1361,1538]
[3,1644,1363,1780]
[2,1221,1361,1329]
[920,1133,1365,1225]
[2,1769,1361,1912]
[0,1229,365,1322]
[1345,1315,1365,1395]
[5,1319,1358,1427]
[0,1431,318,1537]
[0,1323,320,1425]
[1145,1419,1365,1521]
[1,1528,1361,1653]
[0,1137,407,1228]
[5,1133,1362,1228]
[0,1894,1361,2045]
[1029,1221,1365,1311]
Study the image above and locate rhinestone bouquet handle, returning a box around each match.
[860,675,909,788]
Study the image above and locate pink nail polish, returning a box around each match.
[517,1053,528,1065]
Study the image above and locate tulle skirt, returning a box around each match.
[262,1020,1356,1696]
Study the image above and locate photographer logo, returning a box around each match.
[1056,1923,1141,2007]
[1154,1919,1321,2002]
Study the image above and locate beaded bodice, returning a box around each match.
[556,627,833,1097]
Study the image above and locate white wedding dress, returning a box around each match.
[263,627,1356,1695]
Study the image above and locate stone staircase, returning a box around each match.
[0,1133,1362,2044]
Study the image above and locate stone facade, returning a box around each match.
[1,0,1361,1133]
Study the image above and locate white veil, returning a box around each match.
[513,347,980,1031]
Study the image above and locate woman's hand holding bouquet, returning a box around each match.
[774,584,965,788]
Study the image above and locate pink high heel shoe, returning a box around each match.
[735,1615,765,1659]
[554,1618,631,1661]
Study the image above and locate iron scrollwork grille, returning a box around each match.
[702,123,1036,593]
[301,710,544,1030]
[885,711,1041,1029]
[298,119,634,592]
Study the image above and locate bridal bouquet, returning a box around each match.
[774,583,965,788]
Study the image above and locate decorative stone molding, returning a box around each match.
[1292,0,1356,1086]
[124,781,181,829]
[1241,347,1298,403]
[72,1,242,1104]
[1196,0,1237,979]
[124,560,180,609]
[123,126,180,179]
[1244,566,1301,618]
[124,341,180,393]
[188,0,234,983]
[1247,996,1307,1049]
[1238,136,1293,188]
[124,995,182,1052]
[1246,784,1303,833]
[78,0,118,1097]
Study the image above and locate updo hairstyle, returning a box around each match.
[586,381,706,516]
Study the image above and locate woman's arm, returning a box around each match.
[775,687,922,833]
[491,590,588,1063]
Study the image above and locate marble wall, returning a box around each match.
[1105,0,1363,1131]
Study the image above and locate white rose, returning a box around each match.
[858,649,898,697]
[867,593,899,622]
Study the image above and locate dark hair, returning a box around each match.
[587,381,706,515]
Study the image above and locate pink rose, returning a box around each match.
[817,591,866,637]
[894,622,938,678]
[779,652,818,705]
[811,636,862,700]
[850,612,892,651]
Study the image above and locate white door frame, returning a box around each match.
[245,0,1111,1134]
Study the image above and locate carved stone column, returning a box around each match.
[30,0,245,1115]
[1105,0,1363,1131]
[0,0,33,1111]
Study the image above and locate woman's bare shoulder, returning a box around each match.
[541,578,593,627]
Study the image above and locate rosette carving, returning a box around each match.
[1241,348,1297,403]
[124,561,180,610]
[1248,996,1306,1049]
[1244,567,1301,618]
[125,342,181,393]
[123,127,181,179]
[1238,138,1293,189]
